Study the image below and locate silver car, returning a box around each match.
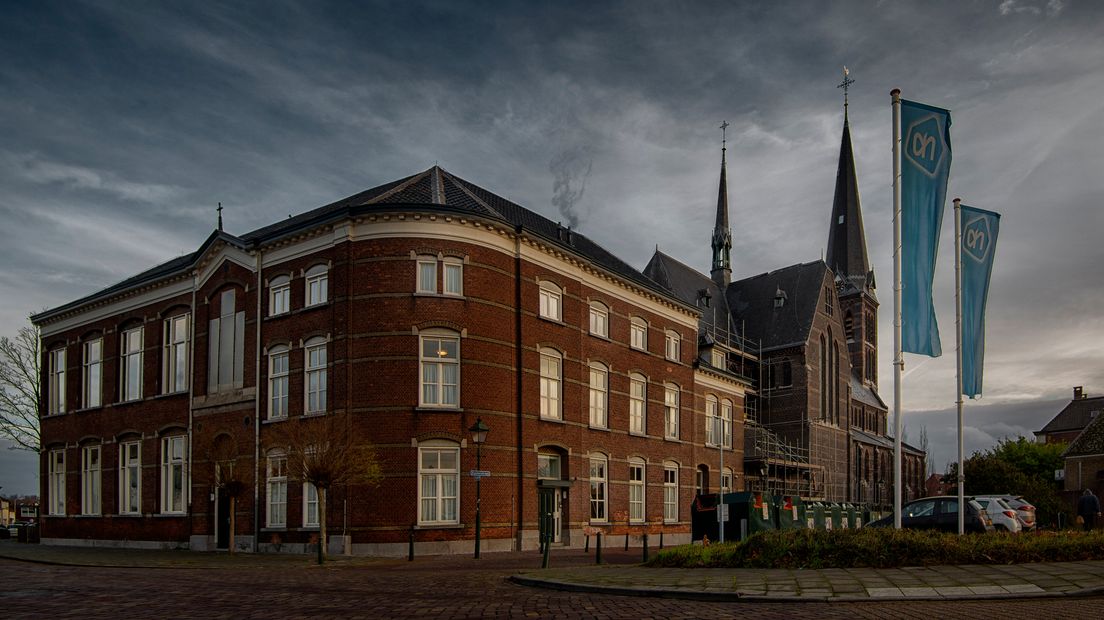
[975,496,1022,533]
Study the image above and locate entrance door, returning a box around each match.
[215,492,231,550]
[550,490,563,543]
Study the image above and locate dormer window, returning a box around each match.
[774,287,787,308]
[711,348,725,370]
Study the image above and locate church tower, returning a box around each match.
[825,71,879,387]
[711,121,732,288]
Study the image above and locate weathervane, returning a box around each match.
[837,66,855,110]
[720,120,729,157]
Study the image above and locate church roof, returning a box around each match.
[1037,394,1104,434]
[825,118,875,299]
[643,250,728,332]
[34,166,691,324]
[725,261,829,352]
[850,427,925,456]
[1064,409,1104,457]
[850,373,887,411]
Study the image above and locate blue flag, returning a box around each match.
[900,99,952,357]
[960,205,1000,398]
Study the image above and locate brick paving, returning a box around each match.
[2,542,1104,618]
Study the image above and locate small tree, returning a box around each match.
[272,415,382,563]
[0,323,41,452]
[209,434,246,554]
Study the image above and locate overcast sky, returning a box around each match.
[2,1,1102,495]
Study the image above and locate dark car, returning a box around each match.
[867,496,994,533]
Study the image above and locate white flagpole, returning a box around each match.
[954,198,965,535]
[891,89,903,529]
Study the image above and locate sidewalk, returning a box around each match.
[512,560,1104,602]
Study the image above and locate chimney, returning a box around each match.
[1074,386,1084,400]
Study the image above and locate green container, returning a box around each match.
[826,502,842,530]
[725,491,776,539]
[808,502,825,530]
[773,495,806,530]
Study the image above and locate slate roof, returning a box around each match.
[825,117,875,300]
[643,251,728,334]
[33,166,691,324]
[850,373,887,411]
[725,261,829,352]
[850,427,925,456]
[1065,410,1104,457]
[1037,395,1104,435]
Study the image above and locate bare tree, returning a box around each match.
[0,323,41,452]
[271,415,382,563]
[919,425,932,476]
[209,433,246,554]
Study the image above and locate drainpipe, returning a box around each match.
[253,248,263,552]
[187,270,198,524]
[514,224,524,551]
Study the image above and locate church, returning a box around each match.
[32,99,924,555]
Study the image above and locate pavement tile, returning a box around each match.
[967,585,1007,595]
[1003,584,1045,593]
[899,587,938,597]
[936,586,974,596]
[866,587,903,597]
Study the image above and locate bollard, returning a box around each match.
[625,532,629,551]
[595,531,602,564]
[541,532,550,569]
[408,524,415,561]
[642,533,649,563]
[584,534,590,553]
[659,531,664,549]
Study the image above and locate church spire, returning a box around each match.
[826,68,873,296]
[710,120,732,287]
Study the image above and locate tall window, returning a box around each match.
[120,326,143,402]
[419,331,460,408]
[304,337,327,414]
[305,264,328,306]
[588,362,608,428]
[416,257,437,294]
[705,395,719,446]
[269,275,290,316]
[824,285,834,315]
[418,442,459,525]
[589,455,607,522]
[628,458,645,523]
[629,373,646,435]
[161,436,186,515]
[119,441,141,515]
[665,331,680,362]
[664,384,679,439]
[721,467,733,493]
[588,302,608,338]
[539,349,562,420]
[82,339,101,409]
[81,445,101,516]
[443,258,463,296]
[303,483,319,528]
[268,345,289,420]
[49,449,65,515]
[163,313,190,394]
[538,281,562,321]
[537,453,561,480]
[819,335,827,419]
[48,347,66,414]
[663,463,678,523]
[416,257,463,296]
[630,318,647,351]
[721,399,733,448]
[266,452,287,527]
[209,289,245,394]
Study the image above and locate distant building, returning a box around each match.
[1036,386,1103,445]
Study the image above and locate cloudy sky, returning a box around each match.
[2,0,1102,494]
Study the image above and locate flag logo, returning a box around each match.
[962,215,993,263]
[904,115,946,177]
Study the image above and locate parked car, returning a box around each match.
[974,497,1022,533]
[997,495,1037,531]
[867,496,994,533]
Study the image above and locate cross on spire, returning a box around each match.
[720,120,729,161]
[217,202,223,232]
[837,66,855,111]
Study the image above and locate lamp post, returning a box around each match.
[469,417,489,559]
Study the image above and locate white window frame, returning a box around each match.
[442,258,464,296]
[629,373,647,435]
[663,462,678,523]
[537,453,561,480]
[664,383,680,439]
[538,281,562,321]
[266,452,287,527]
[304,337,327,415]
[160,436,187,515]
[305,264,328,307]
[303,482,320,528]
[665,330,680,362]
[416,257,438,294]
[588,301,609,338]
[119,441,141,515]
[539,348,562,421]
[418,441,460,526]
[419,330,460,409]
[162,313,190,395]
[705,395,719,446]
[82,339,101,409]
[120,326,143,402]
[268,345,289,420]
[721,467,733,494]
[588,362,608,429]
[721,399,733,449]
[81,445,101,516]
[711,348,725,369]
[48,449,65,516]
[48,347,66,414]
[269,275,291,316]
[589,454,608,522]
[209,289,245,394]
[630,317,647,351]
[628,458,645,524]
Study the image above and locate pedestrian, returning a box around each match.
[1077,488,1101,531]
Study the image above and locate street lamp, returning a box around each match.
[469,417,489,559]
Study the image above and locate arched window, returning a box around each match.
[628,457,646,523]
[304,337,327,414]
[588,362,608,428]
[588,301,609,338]
[696,464,709,495]
[48,346,66,414]
[538,281,562,321]
[665,330,681,362]
[539,348,562,420]
[269,274,290,316]
[267,345,289,420]
[721,399,733,448]
[721,467,733,493]
[266,449,287,527]
[664,383,680,439]
[418,439,460,525]
[630,317,648,351]
[419,329,460,408]
[305,264,328,306]
[663,461,679,522]
[628,373,647,435]
[589,453,608,522]
[844,311,854,343]
[819,335,827,419]
[705,395,719,446]
[82,337,102,409]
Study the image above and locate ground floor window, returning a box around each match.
[663,463,678,523]
[628,459,645,523]
[303,483,319,528]
[81,445,101,516]
[589,455,607,522]
[418,442,459,525]
[267,452,287,527]
[119,441,141,514]
[161,436,187,514]
[49,449,65,516]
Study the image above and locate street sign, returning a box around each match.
[717,504,729,522]
[469,470,491,478]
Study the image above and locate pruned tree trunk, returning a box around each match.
[229,496,236,555]
[318,487,328,565]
